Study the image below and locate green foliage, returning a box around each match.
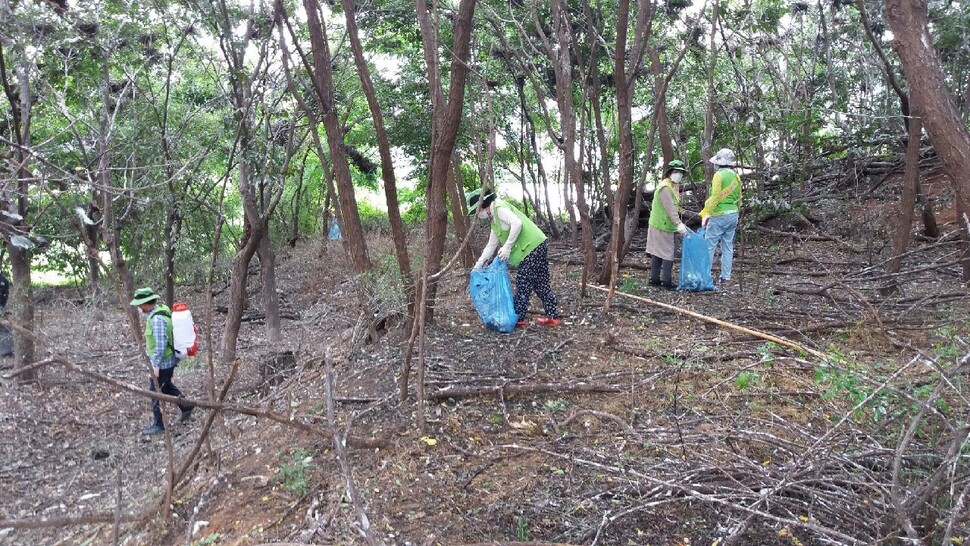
[357,201,391,232]
[273,448,313,496]
[514,515,531,541]
[735,371,760,391]
[545,398,569,412]
[360,252,405,308]
[618,275,642,294]
[191,533,222,546]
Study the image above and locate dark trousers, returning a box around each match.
[650,255,674,285]
[150,367,190,427]
[513,242,560,319]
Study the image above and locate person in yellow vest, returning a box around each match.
[468,189,561,327]
[646,160,690,289]
[700,148,742,287]
[130,288,193,435]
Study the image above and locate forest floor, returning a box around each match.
[1,186,969,546]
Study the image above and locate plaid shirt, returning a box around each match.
[148,312,179,370]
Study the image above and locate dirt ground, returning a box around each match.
[1,193,968,546]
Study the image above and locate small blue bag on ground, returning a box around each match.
[328,219,342,241]
[469,260,517,333]
[678,228,716,292]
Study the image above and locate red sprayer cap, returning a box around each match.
[172,302,188,312]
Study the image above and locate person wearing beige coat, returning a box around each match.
[646,160,689,289]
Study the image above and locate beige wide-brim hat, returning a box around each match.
[710,148,737,167]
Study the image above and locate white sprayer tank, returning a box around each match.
[171,302,198,357]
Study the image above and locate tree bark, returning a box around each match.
[448,159,475,270]
[339,0,413,297]
[885,0,970,281]
[303,0,371,274]
[415,0,478,320]
[0,45,35,380]
[543,0,595,294]
[600,0,653,292]
[702,1,720,188]
[257,229,282,343]
[885,115,922,285]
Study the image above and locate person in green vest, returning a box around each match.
[701,148,743,287]
[468,189,561,327]
[646,160,690,289]
[130,288,193,435]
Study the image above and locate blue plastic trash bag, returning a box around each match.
[678,228,716,292]
[328,219,342,241]
[468,259,517,333]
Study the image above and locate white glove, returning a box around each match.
[702,216,710,228]
[473,259,485,270]
[676,223,687,235]
[498,245,511,262]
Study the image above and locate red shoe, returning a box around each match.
[536,317,561,327]
[516,320,528,328]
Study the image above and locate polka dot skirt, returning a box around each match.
[513,241,560,319]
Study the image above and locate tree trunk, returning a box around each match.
[649,47,674,166]
[163,206,178,307]
[415,0,478,320]
[303,0,371,274]
[8,247,33,379]
[547,0,595,294]
[448,159,475,270]
[339,0,414,299]
[257,229,282,343]
[0,44,35,380]
[915,176,939,237]
[600,0,652,289]
[885,115,922,284]
[885,0,970,281]
[702,1,721,187]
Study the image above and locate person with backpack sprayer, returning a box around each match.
[130,288,193,435]
[646,160,690,289]
[468,188,561,327]
[701,148,743,288]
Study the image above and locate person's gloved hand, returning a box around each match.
[498,245,511,262]
[676,223,688,235]
[701,216,710,228]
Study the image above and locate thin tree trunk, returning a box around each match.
[702,1,720,188]
[885,0,970,281]
[915,176,939,237]
[415,0,478,321]
[447,159,474,270]
[303,0,371,274]
[601,0,652,292]
[339,0,414,301]
[0,44,35,380]
[257,230,282,343]
[885,115,922,286]
[545,0,594,294]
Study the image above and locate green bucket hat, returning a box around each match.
[665,159,688,175]
[466,188,495,214]
[129,287,160,306]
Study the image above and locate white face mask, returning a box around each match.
[670,172,684,183]
[478,210,490,220]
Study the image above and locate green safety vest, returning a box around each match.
[703,169,742,217]
[648,179,681,232]
[491,199,547,266]
[145,304,175,361]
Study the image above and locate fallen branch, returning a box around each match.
[755,225,864,253]
[587,285,828,360]
[4,356,389,449]
[0,510,150,530]
[429,381,620,401]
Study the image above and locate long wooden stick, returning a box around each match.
[587,285,829,360]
